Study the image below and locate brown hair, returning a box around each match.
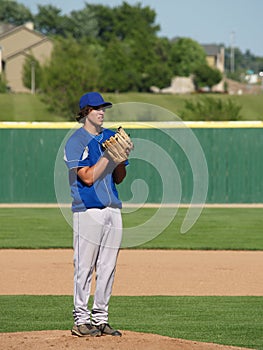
[76,106,93,123]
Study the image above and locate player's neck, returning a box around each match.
[83,121,102,135]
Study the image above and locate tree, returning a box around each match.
[87,1,160,44]
[128,33,172,91]
[98,34,172,92]
[34,4,67,36]
[169,37,207,77]
[22,54,42,91]
[113,1,160,41]
[88,2,168,92]
[193,64,222,90]
[148,37,173,89]
[65,6,98,40]
[40,37,102,118]
[99,39,139,92]
[0,0,33,25]
[224,47,263,81]
[76,3,116,43]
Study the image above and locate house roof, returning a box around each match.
[0,22,52,62]
[0,22,16,35]
[202,44,223,56]
[5,37,51,61]
[0,23,45,41]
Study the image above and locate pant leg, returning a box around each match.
[92,208,123,325]
[72,210,104,325]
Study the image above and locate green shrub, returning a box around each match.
[0,74,8,93]
[22,54,43,92]
[180,96,242,121]
[193,64,222,90]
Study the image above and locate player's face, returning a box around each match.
[87,106,106,127]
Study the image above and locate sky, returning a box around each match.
[18,0,263,57]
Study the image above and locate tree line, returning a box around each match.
[0,0,261,119]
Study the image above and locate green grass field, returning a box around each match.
[0,295,262,349]
[0,207,262,348]
[0,207,262,250]
[1,93,263,122]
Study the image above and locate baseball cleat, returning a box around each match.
[95,323,122,336]
[71,324,101,337]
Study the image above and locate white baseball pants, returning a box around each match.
[72,207,123,326]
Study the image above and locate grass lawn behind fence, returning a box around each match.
[1,93,263,122]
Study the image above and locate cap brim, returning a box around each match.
[100,102,112,108]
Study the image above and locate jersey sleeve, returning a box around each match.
[64,136,91,170]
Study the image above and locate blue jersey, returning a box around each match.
[64,127,124,212]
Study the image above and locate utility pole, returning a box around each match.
[230,31,235,73]
[0,46,2,74]
[31,61,35,94]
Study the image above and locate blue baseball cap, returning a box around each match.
[79,92,112,110]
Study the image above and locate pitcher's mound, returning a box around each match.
[0,330,252,350]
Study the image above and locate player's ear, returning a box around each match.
[85,107,93,116]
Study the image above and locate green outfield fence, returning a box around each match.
[0,121,263,204]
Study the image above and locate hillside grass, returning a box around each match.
[0,94,64,122]
[0,92,263,122]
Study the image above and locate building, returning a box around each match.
[202,44,225,92]
[202,44,225,73]
[0,22,53,92]
[160,76,195,94]
[157,43,226,94]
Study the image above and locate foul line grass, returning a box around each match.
[0,295,262,349]
[0,207,262,250]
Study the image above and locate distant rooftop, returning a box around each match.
[0,22,15,35]
[202,44,224,56]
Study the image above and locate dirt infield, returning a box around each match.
[1,249,262,350]
[0,330,253,350]
[1,249,262,296]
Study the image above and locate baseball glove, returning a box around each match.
[102,126,134,163]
